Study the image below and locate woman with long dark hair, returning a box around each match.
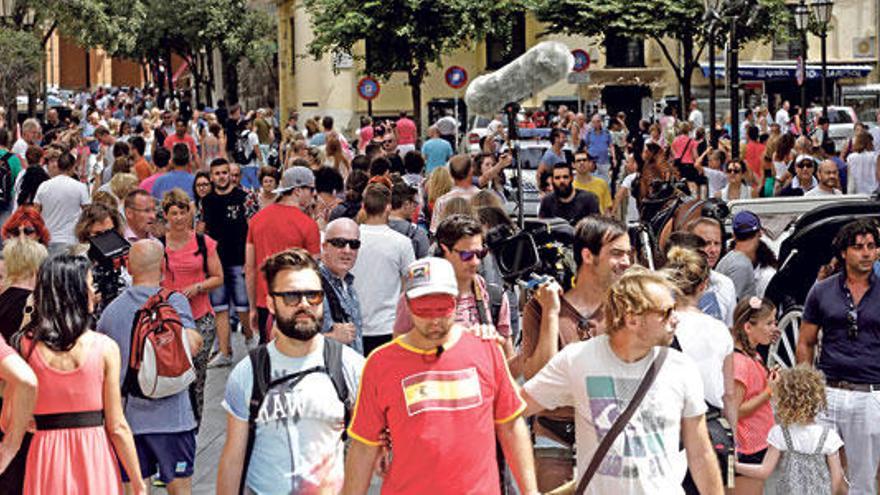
[19,254,144,494]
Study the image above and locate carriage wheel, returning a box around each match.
[768,306,803,369]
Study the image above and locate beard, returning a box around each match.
[275,309,321,341]
[555,183,573,198]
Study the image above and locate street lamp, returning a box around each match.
[704,0,724,148]
[794,1,809,115]
[811,0,833,117]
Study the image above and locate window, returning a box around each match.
[486,13,526,70]
[604,32,644,68]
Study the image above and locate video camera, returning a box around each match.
[486,217,576,291]
[87,230,131,312]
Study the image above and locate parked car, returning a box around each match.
[805,105,857,150]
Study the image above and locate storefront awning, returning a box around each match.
[699,62,874,80]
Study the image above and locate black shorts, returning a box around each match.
[737,448,767,465]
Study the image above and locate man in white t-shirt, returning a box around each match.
[12,118,40,164]
[522,268,723,495]
[687,100,703,132]
[805,160,842,197]
[775,101,791,132]
[351,183,415,356]
[34,152,91,255]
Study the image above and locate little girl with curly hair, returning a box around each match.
[735,364,847,494]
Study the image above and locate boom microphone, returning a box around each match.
[465,41,574,116]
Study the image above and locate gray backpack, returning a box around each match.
[776,425,832,495]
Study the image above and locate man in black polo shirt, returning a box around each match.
[538,161,599,226]
[797,218,880,495]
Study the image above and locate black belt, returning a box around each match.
[34,410,104,431]
[827,380,880,392]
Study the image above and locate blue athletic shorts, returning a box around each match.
[210,264,249,313]
[122,429,196,483]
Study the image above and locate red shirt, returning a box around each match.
[161,233,218,319]
[246,203,320,308]
[348,332,525,494]
[744,141,766,177]
[733,351,774,454]
[0,334,13,362]
[163,134,199,164]
[396,117,417,145]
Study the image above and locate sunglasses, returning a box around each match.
[727,168,742,174]
[327,238,361,249]
[848,309,859,340]
[647,306,675,322]
[452,247,489,262]
[270,290,325,306]
[12,226,36,236]
[796,162,815,169]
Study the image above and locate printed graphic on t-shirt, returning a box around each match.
[587,376,671,479]
[402,368,483,416]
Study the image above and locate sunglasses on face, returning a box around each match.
[452,247,489,262]
[327,238,361,249]
[12,226,36,236]
[270,290,325,306]
[796,162,815,169]
[727,168,742,174]
[648,306,675,322]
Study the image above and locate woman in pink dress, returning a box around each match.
[19,254,144,495]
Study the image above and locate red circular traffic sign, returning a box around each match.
[445,66,469,89]
[571,49,590,72]
[357,76,380,101]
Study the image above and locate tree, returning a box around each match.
[302,0,524,132]
[0,28,41,127]
[531,0,791,114]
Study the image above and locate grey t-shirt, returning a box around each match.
[96,285,197,435]
[716,250,756,301]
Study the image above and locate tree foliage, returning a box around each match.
[302,0,525,129]
[531,0,792,108]
[0,28,42,103]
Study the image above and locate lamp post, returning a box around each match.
[728,11,741,160]
[704,0,723,148]
[794,1,810,115]
[811,0,833,117]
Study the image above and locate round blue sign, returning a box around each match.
[445,66,469,89]
[357,76,380,101]
[571,49,590,73]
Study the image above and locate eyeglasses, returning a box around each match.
[646,306,676,322]
[196,182,211,188]
[12,226,36,236]
[452,247,489,262]
[326,238,361,249]
[270,290,324,306]
[727,168,742,174]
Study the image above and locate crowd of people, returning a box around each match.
[0,86,876,495]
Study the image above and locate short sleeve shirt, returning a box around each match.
[538,190,600,225]
[223,338,364,495]
[160,233,218,319]
[524,335,706,494]
[733,351,774,454]
[348,332,525,494]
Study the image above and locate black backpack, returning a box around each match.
[0,152,14,205]
[232,129,253,165]
[239,338,352,495]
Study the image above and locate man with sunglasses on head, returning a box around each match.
[246,166,321,344]
[320,218,364,354]
[393,214,514,358]
[521,267,723,494]
[343,257,538,495]
[218,248,364,495]
[777,155,818,196]
[798,219,880,495]
[351,183,415,356]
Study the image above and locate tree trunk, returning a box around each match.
[205,47,215,106]
[680,34,695,116]
[164,49,174,96]
[408,63,426,137]
[222,52,239,105]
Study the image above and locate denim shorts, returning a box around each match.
[122,429,196,483]
[209,264,249,313]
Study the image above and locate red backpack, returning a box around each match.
[124,289,196,400]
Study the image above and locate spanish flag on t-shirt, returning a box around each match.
[401,368,483,416]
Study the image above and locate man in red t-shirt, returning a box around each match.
[163,117,201,172]
[246,166,320,343]
[395,111,418,157]
[343,257,538,495]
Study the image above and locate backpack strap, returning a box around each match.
[241,345,271,495]
[781,425,795,451]
[322,338,353,437]
[473,279,491,326]
[814,425,830,454]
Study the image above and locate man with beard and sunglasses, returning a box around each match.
[218,248,365,495]
[343,257,538,495]
[393,214,514,358]
[538,161,600,226]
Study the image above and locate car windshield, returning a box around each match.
[827,110,853,124]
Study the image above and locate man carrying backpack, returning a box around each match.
[217,248,364,495]
[96,239,204,493]
[232,117,262,190]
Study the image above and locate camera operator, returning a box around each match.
[520,215,631,492]
[74,202,130,314]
